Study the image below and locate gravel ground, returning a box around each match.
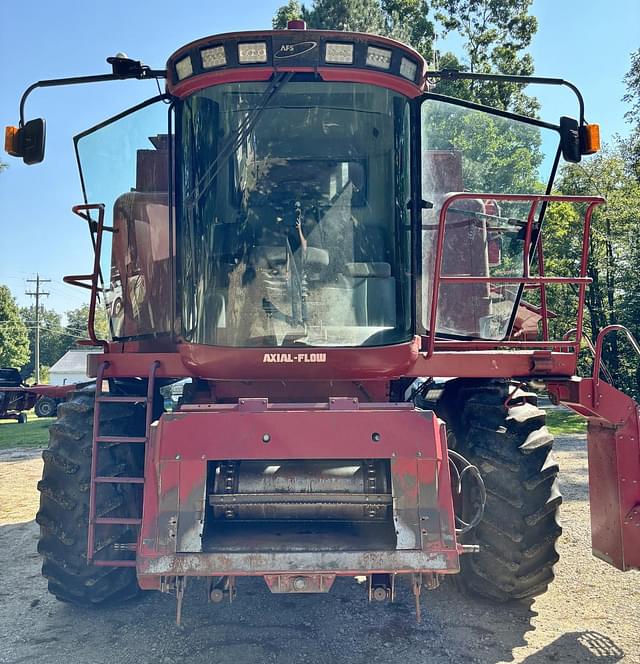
[1,435,639,664]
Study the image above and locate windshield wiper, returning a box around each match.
[184,71,293,210]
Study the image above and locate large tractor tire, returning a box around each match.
[34,396,57,418]
[36,390,145,606]
[426,379,561,602]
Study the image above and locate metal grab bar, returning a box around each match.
[63,203,109,351]
[593,325,640,387]
[564,328,615,385]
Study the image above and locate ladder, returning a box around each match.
[87,360,160,567]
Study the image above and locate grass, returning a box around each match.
[544,408,587,436]
[0,413,53,450]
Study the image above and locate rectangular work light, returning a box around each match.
[238,42,268,64]
[366,46,392,70]
[325,42,354,64]
[175,56,194,80]
[399,57,418,81]
[201,45,226,69]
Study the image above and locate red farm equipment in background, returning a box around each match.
[0,368,77,422]
[5,21,639,623]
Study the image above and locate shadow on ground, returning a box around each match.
[520,631,625,663]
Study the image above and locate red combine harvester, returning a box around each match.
[5,22,639,622]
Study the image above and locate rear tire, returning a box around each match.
[35,396,57,418]
[425,379,561,602]
[36,390,145,606]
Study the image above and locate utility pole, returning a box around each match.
[26,274,51,384]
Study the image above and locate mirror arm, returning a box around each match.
[425,70,586,126]
[18,69,167,127]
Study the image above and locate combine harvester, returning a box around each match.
[5,20,639,623]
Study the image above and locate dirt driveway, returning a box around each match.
[1,436,638,664]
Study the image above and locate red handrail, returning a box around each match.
[593,325,640,387]
[424,192,605,359]
[63,204,109,352]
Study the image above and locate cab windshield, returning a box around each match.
[177,81,412,348]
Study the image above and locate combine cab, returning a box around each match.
[6,21,639,622]
[0,368,34,423]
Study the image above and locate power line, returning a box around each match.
[26,274,51,384]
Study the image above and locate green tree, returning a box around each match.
[274,0,386,33]
[273,0,304,28]
[273,0,433,57]
[622,48,640,179]
[64,303,110,343]
[19,305,68,381]
[431,0,538,113]
[273,0,538,112]
[0,285,30,370]
[623,48,640,126]
[542,143,640,397]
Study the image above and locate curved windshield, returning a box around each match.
[177,81,412,348]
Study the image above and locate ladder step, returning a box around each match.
[94,517,142,525]
[95,436,147,444]
[96,396,148,404]
[94,476,144,484]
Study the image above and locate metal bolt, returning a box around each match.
[372,432,381,442]
[417,451,422,457]
[262,433,271,443]
[175,454,181,460]
[372,587,387,602]
[210,588,225,603]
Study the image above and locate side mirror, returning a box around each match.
[559,116,581,163]
[4,118,46,164]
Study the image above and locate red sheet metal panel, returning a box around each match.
[137,401,460,583]
[86,347,579,381]
[550,377,640,571]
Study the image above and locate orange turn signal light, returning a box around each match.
[581,123,600,155]
[4,125,20,156]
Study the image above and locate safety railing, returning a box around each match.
[424,192,605,359]
[563,327,615,385]
[593,325,640,388]
[63,204,110,351]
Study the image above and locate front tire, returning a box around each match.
[426,380,561,602]
[36,390,145,606]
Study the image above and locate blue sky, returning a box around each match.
[1,0,638,314]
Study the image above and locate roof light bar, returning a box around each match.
[167,32,426,91]
[325,42,354,64]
